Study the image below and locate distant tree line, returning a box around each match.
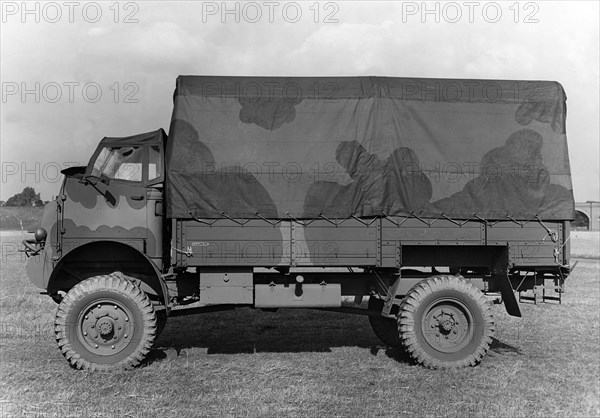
[3,187,44,207]
[571,211,590,229]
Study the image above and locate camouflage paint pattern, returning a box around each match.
[166,76,574,221]
[26,131,166,290]
[61,177,155,253]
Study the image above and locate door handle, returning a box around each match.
[131,195,144,201]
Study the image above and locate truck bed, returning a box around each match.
[174,216,567,269]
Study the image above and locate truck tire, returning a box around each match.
[398,275,494,369]
[54,273,157,371]
[368,297,401,347]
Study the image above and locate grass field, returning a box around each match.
[0,207,43,232]
[0,231,598,417]
[570,230,600,259]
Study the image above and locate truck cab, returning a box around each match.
[25,129,167,303]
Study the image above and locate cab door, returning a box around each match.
[145,144,165,268]
[60,143,164,266]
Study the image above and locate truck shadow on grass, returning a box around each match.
[145,307,412,366]
[489,338,522,355]
[149,308,382,357]
[144,307,521,366]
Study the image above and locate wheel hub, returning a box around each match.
[97,318,114,337]
[78,300,134,356]
[434,311,456,333]
[422,299,473,354]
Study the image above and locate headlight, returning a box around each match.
[34,228,47,243]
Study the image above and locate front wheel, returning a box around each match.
[55,273,157,371]
[398,275,494,369]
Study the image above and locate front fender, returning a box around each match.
[25,200,59,290]
[46,240,170,313]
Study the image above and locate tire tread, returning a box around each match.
[54,272,157,372]
[398,275,495,369]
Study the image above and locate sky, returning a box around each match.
[1,0,598,202]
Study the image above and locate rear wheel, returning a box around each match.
[368,297,401,347]
[55,273,157,371]
[398,275,494,369]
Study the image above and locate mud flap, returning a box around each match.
[497,273,521,317]
[494,246,521,318]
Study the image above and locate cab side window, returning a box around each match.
[148,146,163,182]
[91,146,144,182]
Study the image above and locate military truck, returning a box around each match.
[22,76,574,371]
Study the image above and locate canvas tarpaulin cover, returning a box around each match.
[165,76,574,220]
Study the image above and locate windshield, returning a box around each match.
[90,146,144,181]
